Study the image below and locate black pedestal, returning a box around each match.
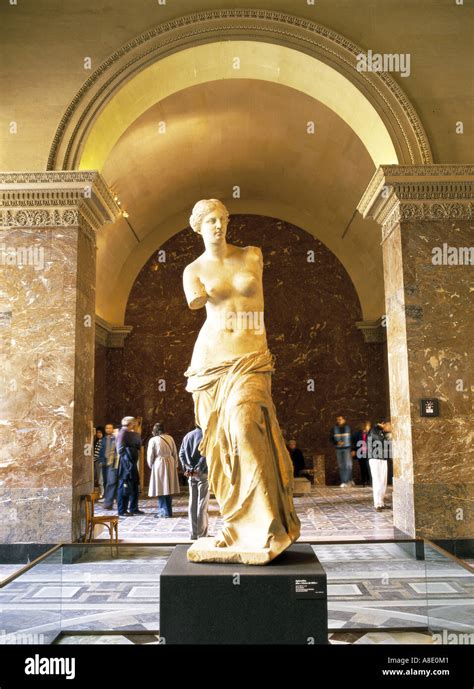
[160,544,328,644]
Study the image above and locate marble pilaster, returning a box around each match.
[0,172,120,544]
[358,165,474,539]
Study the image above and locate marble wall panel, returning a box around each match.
[392,478,416,537]
[94,343,107,425]
[384,218,473,539]
[414,482,474,540]
[0,224,95,544]
[383,224,414,484]
[71,225,96,541]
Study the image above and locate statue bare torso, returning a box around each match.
[183,244,268,369]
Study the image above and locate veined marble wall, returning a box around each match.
[358,164,474,541]
[72,225,96,541]
[383,224,415,536]
[387,219,473,539]
[95,216,388,485]
[0,224,95,544]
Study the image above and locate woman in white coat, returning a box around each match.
[147,423,180,518]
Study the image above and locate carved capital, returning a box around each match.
[0,171,121,237]
[95,315,133,348]
[357,165,474,241]
[355,318,386,343]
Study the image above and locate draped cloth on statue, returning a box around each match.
[184,348,300,563]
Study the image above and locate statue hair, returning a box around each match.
[189,199,229,233]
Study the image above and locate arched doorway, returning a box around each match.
[6,11,470,546]
[47,10,431,332]
[54,11,432,539]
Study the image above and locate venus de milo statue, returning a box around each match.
[183,199,300,565]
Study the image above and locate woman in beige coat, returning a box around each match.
[147,423,180,518]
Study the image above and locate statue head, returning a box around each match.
[189,199,229,239]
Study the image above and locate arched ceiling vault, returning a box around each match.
[97,78,384,324]
[48,14,432,326]
[79,41,398,172]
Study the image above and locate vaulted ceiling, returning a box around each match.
[97,77,383,323]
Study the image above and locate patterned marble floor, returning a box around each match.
[93,485,403,542]
[55,630,437,645]
[1,487,471,645]
[0,564,24,579]
[329,631,438,645]
[56,633,161,644]
[0,485,399,602]
[0,541,471,643]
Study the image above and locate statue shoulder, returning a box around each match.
[245,245,263,264]
[241,245,262,257]
[183,256,202,277]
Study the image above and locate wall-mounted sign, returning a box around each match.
[420,398,440,417]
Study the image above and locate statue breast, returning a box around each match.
[205,272,259,300]
[232,271,259,296]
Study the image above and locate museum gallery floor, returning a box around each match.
[0,487,472,646]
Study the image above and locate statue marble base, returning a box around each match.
[160,543,328,644]
[187,537,273,565]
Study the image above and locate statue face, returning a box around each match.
[199,208,228,243]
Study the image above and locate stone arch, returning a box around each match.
[47,8,432,171]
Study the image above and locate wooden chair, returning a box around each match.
[84,493,119,544]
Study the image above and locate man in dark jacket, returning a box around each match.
[330,415,353,487]
[100,422,119,509]
[352,420,372,487]
[287,439,306,478]
[179,426,209,540]
[117,416,144,517]
[93,427,105,495]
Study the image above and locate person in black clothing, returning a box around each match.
[287,439,306,478]
[352,420,372,487]
[116,416,144,517]
[93,427,105,495]
[100,423,119,509]
[330,415,353,487]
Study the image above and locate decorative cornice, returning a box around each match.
[95,316,133,348]
[355,318,386,343]
[47,8,432,170]
[0,171,121,233]
[357,165,474,240]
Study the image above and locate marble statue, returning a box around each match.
[183,199,301,565]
